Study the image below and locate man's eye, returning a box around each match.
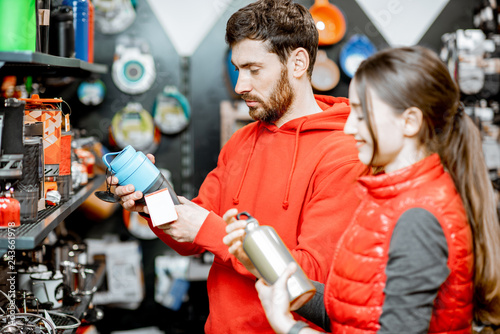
[250,69,260,74]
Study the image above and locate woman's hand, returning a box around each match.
[255,262,298,333]
[222,208,260,278]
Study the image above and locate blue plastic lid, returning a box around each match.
[102,145,159,192]
[103,145,136,172]
[339,34,377,78]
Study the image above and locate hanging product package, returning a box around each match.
[20,94,65,198]
[152,86,191,135]
[111,35,156,95]
[93,0,136,35]
[309,0,346,46]
[311,50,340,92]
[77,79,106,106]
[225,48,239,97]
[339,34,377,78]
[109,102,161,154]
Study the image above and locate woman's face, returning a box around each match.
[344,80,409,172]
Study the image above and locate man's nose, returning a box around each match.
[235,74,251,95]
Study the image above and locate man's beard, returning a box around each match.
[243,67,295,124]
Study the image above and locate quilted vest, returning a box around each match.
[324,154,474,333]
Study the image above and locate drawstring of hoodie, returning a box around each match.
[282,120,305,210]
[232,124,260,205]
[232,120,305,210]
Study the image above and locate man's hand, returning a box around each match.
[222,208,260,278]
[106,153,157,214]
[112,180,148,213]
[156,197,209,243]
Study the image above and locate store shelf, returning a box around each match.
[0,51,107,76]
[0,175,105,253]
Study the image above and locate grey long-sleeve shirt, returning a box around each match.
[296,208,450,333]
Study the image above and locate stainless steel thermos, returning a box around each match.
[239,212,316,309]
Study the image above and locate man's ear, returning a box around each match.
[402,107,423,137]
[289,48,309,79]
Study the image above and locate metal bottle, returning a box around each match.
[239,212,316,309]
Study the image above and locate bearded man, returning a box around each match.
[112,1,365,333]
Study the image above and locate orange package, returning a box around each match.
[20,94,63,177]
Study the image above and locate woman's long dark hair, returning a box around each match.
[354,46,500,324]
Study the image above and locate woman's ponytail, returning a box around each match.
[440,107,500,324]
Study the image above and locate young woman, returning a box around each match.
[223,46,500,333]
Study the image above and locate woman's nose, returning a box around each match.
[344,111,357,136]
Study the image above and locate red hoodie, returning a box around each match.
[148,95,365,333]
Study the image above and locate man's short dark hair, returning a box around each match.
[226,0,319,78]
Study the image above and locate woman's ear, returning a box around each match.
[290,48,309,79]
[402,107,423,137]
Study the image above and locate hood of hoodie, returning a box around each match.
[259,94,350,133]
[232,94,352,209]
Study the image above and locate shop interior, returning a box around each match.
[0,0,499,333]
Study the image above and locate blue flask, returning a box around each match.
[101,145,179,205]
[62,0,88,61]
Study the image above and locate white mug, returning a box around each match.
[17,264,48,291]
[30,271,65,308]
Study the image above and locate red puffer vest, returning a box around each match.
[324,154,474,333]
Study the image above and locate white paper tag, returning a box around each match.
[145,188,178,227]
